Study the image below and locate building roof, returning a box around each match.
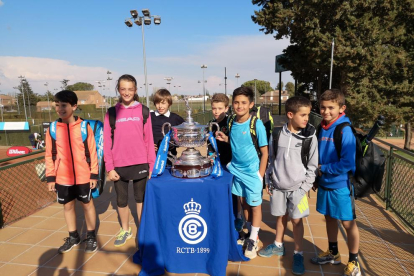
[36,101,55,107]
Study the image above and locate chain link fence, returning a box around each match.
[0,153,55,227]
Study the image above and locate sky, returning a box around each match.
[0,0,294,98]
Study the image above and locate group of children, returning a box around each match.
[45,74,361,276]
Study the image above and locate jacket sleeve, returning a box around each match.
[45,128,56,183]
[144,113,156,172]
[302,135,318,192]
[87,124,99,180]
[103,111,115,172]
[321,126,356,175]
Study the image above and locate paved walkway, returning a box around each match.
[0,182,413,276]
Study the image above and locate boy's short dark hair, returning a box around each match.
[211,93,229,107]
[153,89,172,106]
[233,87,254,103]
[320,89,345,106]
[285,96,312,114]
[54,90,78,106]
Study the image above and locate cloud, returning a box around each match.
[148,34,294,94]
[0,1,4,7]
[0,35,294,97]
[0,56,113,95]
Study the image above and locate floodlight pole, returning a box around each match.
[201,65,207,112]
[18,76,28,122]
[329,38,334,89]
[44,82,51,121]
[141,23,150,107]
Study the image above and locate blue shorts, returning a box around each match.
[316,186,356,221]
[231,171,263,207]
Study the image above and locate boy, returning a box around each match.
[216,87,268,259]
[151,89,184,159]
[310,89,360,276]
[45,90,99,254]
[208,93,245,232]
[259,96,318,275]
[208,93,232,167]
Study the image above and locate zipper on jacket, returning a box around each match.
[67,124,77,184]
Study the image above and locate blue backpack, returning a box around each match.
[49,119,106,198]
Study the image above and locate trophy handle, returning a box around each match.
[209,122,220,133]
[162,122,171,136]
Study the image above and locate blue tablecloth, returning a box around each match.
[133,169,248,276]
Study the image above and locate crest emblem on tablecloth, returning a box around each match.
[178,198,208,244]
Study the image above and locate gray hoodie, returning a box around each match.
[265,123,318,192]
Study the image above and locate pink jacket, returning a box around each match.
[104,102,156,172]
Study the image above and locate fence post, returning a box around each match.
[385,146,394,210]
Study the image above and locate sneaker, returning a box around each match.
[235,218,244,232]
[244,238,260,259]
[344,261,361,276]
[114,227,132,247]
[237,231,250,247]
[310,249,341,265]
[84,234,98,253]
[58,236,81,254]
[292,253,305,275]
[258,243,285,257]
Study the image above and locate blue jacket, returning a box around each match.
[318,114,356,189]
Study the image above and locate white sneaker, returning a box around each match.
[244,238,260,259]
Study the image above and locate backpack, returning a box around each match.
[108,105,149,149]
[50,119,106,198]
[317,123,386,198]
[272,126,313,169]
[250,106,274,141]
[228,114,262,158]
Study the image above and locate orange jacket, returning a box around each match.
[45,117,98,185]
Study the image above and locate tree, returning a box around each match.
[252,0,414,149]
[17,78,37,118]
[285,82,295,97]
[275,82,284,91]
[66,82,94,91]
[60,79,70,90]
[241,80,273,95]
[36,91,54,102]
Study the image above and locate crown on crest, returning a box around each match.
[184,198,201,215]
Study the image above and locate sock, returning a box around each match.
[274,241,283,248]
[249,226,260,241]
[69,230,79,239]
[329,242,338,255]
[294,250,303,256]
[245,221,252,233]
[87,230,96,237]
[349,252,359,264]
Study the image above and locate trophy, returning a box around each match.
[162,99,218,178]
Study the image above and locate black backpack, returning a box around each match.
[228,114,262,158]
[108,105,149,149]
[250,106,274,141]
[272,125,314,169]
[317,123,386,198]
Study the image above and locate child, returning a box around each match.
[208,93,232,167]
[259,96,318,275]
[216,86,268,259]
[104,74,156,247]
[45,90,98,254]
[29,132,41,149]
[151,89,184,158]
[310,89,360,276]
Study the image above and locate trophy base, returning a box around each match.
[171,164,212,178]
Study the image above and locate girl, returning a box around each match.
[103,74,156,247]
